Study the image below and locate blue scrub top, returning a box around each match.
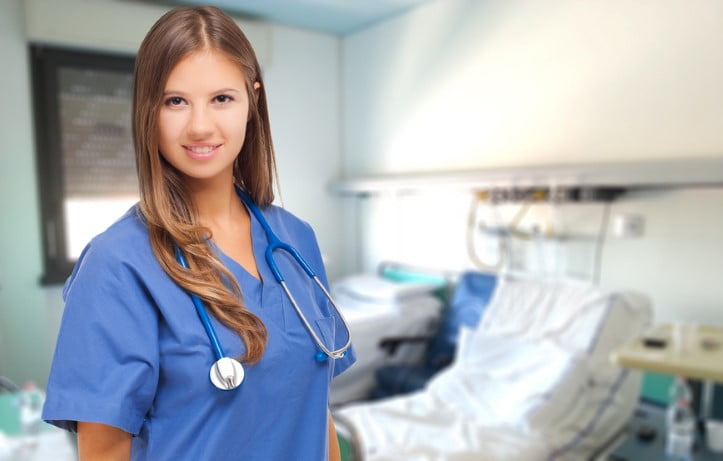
[43,201,356,460]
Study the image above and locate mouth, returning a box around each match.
[184,144,221,159]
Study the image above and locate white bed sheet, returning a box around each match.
[337,277,652,460]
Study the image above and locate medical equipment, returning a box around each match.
[174,190,352,391]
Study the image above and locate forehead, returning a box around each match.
[164,49,246,90]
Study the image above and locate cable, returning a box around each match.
[465,192,507,271]
[507,203,533,240]
[0,376,20,393]
[592,202,611,285]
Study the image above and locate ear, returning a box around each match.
[248,82,261,122]
[250,81,261,105]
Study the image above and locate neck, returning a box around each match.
[186,176,241,231]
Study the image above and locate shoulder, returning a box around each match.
[253,201,335,287]
[64,205,157,296]
[94,204,148,245]
[79,205,151,263]
[262,204,317,241]
[259,204,325,272]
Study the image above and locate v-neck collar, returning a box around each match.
[211,193,283,323]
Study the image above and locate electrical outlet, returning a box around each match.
[612,213,645,238]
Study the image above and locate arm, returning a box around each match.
[328,410,341,461]
[78,422,131,461]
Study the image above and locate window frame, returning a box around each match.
[31,45,136,285]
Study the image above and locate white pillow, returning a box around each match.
[331,274,440,303]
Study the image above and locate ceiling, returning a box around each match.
[137,0,432,35]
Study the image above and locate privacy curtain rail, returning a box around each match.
[329,157,723,197]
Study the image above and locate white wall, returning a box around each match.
[342,0,723,175]
[340,0,723,326]
[0,0,342,386]
[600,188,723,325]
[264,25,345,277]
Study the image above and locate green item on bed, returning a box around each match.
[338,433,354,461]
[0,393,21,435]
[379,264,449,303]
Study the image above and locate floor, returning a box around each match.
[7,402,722,461]
[0,427,76,461]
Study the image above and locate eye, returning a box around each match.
[163,96,186,106]
[214,94,234,103]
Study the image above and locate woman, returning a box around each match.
[42,6,354,460]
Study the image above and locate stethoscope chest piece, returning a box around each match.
[210,357,244,390]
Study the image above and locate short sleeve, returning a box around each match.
[297,221,356,379]
[42,238,160,435]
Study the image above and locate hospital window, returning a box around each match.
[31,45,137,284]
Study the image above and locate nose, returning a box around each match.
[187,105,214,139]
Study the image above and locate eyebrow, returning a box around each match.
[162,88,244,97]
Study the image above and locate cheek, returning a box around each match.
[221,113,249,141]
[157,113,179,153]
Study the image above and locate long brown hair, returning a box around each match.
[133,6,276,363]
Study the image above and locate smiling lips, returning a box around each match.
[185,144,221,159]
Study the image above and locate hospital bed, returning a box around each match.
[368,271,497,400]
[334,276,652,461]
[330,273,445,405]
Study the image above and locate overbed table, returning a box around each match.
[610,323,723,459]
[610,323,723,419]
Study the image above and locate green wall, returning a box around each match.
[0,0,53,387]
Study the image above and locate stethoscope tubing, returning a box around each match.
[174,247,226,362]
[279,276,351,360]
[243,196,316,282]
[238,191,352,360]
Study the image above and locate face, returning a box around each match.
[157,49,251,187]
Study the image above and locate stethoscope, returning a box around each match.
[174,190,352,391]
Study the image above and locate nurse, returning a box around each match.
[42,6,355,460]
